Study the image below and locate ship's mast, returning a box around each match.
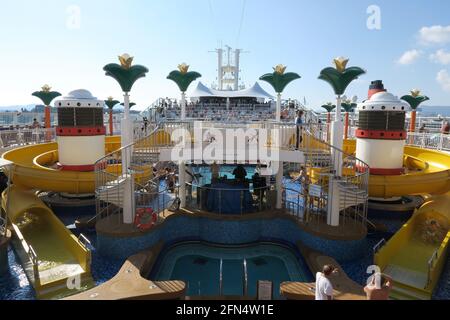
[213,46,245,91]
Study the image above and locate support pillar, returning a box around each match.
[181,92,186,121]
[331,95,343,177]
[122,174,136,224]
[276,161,283,209]
[327,178,340,227]
[121,92,135,224]
[276,93,282,122]
[179,161,186,208]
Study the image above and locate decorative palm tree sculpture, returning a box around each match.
[105,97,120,136]
[260,65,301,122]
[319,57,365,121]
[103,54,148,148]
[32,85,61,129]
[341,99,357,140]
[321,103,336,142]
[103,54,148,225]
[321,103,336,124]
[401,90,430,133]
[120,102,136,108]
[167,63,202,121]
[318,57,365,175]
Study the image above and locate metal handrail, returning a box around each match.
[373,239,386,254]
[426,249,440,288]
[28,245,38,266]
[78,234,92,250]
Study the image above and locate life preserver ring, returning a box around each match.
[134,208,157,231]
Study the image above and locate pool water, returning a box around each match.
[152,242,311,299]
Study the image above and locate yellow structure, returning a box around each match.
[374,193,450,300]
[1,131,171,299]
[1,136,121,299]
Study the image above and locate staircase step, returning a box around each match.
[389,284,431,300]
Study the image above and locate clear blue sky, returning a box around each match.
[1,0,449,110]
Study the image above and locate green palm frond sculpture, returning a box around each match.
[341,101,357,113]
[401,90,430,110]
[402,89,430,132]
[32,85,61,107]
[321,103,336,113]
[105,97,120,110]
[103,54,149,93]
[32,85,61,128]
[319,57,365,96]
[259,65,301,93]
[167,63,202,93]
[105,97,120,136]
[120,102,136,108]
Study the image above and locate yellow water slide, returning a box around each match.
[374,193,450,300]
[1,131,170,298]
[1,137,120,298]
[343,140,450,198]
[3,187,93,299]
[305,138,450,299]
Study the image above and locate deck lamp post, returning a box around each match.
[401,90,430,133]
[319,57,365,176]
[32,85,61,129]
[103,54,149,224]
[321,103,336,142]
[341,98,357,140]
[260,65,301,122]
[105,97,120,136]
[167,64,201,208]
[167,63,202,121]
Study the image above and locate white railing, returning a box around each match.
[407,132,450,152]
[94,125,174,226]
[0,128,56,149]
[283,124,370,232]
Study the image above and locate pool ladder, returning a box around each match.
[243,259,248,296]
[218,259,249,297]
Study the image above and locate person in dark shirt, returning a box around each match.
[295,110,304,149]
[233,164,247,183]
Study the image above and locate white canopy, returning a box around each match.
[189,82,274,100]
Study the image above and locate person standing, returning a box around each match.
[364,273,393,300]
[315,265,338,300]
[295,110,304,150]
[211,161,220,183]
[441,120,450,135]
[233,164,247,183]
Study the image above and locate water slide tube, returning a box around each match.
[0,137,120,298]
[374,193,450,299]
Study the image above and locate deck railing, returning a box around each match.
[0,128,56,149]
[282,124,369,232]
[185,181,274,215]
[94,125,174,226]
[406,132,450,152]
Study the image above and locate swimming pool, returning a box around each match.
[151,242,312,299]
